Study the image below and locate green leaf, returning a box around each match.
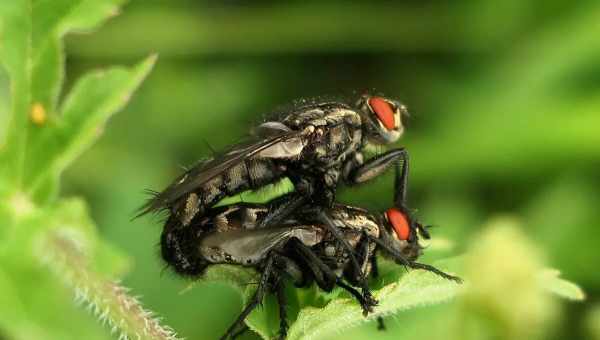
[205,218,585,340]
[41,198,132,277]
[37,200,176,340]
[214,177,295,207]
[286,260,463,340]
[586,305,600,340]
[0,199,116,340]
[459,217,585,340]
[25,55,157,201]
[0,1,172,339]
[0,0,118,184]
[537,269,585,301]
[0,194,175,340]
[0,0,152,202]
[207,258,462,340]
[203,264,259,293]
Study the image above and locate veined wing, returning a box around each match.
[200,226,320,264]
[137,128,304,216]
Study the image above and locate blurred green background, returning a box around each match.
[59,0,599,339]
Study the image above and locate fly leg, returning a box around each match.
[290,239,375,315]
[371,254,380,279]
[343,235,378,316]
[256,193,307,229]
[289,238,337,291]
[271,253,308,339]
[290,171,336,208]
[368,235,462,283]
[344,233,374,286]
[231,325,249,340]
[220,255,275,340]
[254,190,374,306]
[351,148,426,237]
[274,252,307,287]
[389,154,434,243]
[347,148,418,229]
[275,279,288,340]
[257,184,374,305]
[335,280,376,316]
[316,210,378,311]
[254,174,336,229]
[370,255,386,331]
[347,148,408,190]
[336,279,373,308]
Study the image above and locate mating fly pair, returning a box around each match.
[139,94,461,339]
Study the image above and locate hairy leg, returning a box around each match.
[289,238,337,291]
[291,238,376,315]
[369,254,386,331]
[256,193,307,229]
[220,255,275,340]
[336,280,376,316]
[347,148,408,192]
[368,236,462,283]
[315,210,377,309]
[231,325,249,340]
[275,279,288,340]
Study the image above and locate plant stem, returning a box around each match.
[41,229,180,340]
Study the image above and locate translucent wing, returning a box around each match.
[200,226,319,264]
[137,129,303,216]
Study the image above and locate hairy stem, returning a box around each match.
[40,228,180,340]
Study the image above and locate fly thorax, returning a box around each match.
[256,137,305,159]
[330,210,380,238]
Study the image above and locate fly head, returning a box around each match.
[356,95,407,144]
[380,208,422,261]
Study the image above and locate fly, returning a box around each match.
[159,161,462,340]
[138,94,410,227]
[140,94,415,325]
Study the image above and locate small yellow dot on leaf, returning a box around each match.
[30,103,46,125]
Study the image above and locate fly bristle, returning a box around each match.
[201,138,217,157]
[264,94,352,121]
[132,189,169,220]
[143,188,160,196]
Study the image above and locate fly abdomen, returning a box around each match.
[220,158,284,197]
[161,215,208,276]
[176,158,285,226]
[173,181,223,227]
[245,158,284,188]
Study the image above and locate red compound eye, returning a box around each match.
[386,208,410,241]
[368,97,396,130]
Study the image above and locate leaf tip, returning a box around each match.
[538,268,586,302]
[130,54,158,86]
[142,53,159,70]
